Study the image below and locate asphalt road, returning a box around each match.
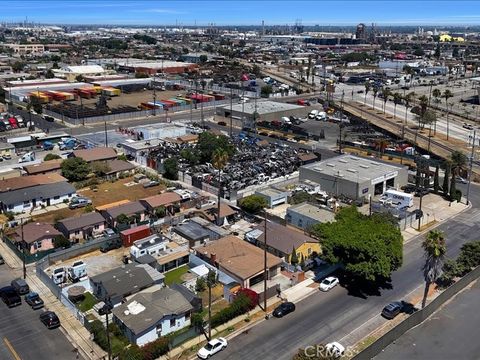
[0,266,80,360]
[376,279,480,360]
[216,183,479,360]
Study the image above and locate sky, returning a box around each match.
[1,1,480,26]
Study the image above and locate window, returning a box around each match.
[53,196,60,200]
[94,225,100,229]
[156,324,162,334]
[34,240,42,249]
[170,318,176,327]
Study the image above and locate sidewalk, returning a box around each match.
[160,277,317,360]
[0,241,106,360]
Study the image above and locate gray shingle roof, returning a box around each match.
[58,212,106,232]
[0,182,76,206]
[112,287,193,334]
[103,201,146,219]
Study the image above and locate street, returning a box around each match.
[0,265,80,360]
[376,279,480,360]
[216,184,479,360]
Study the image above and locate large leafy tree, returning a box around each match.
[421,230,446,308]
[311,206,403,282]
[163,157,178,180]
[197,132,235,163]
[238,194,268,215]
[61,157,90,182]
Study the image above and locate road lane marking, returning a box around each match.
[3,337,21,360]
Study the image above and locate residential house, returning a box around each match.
[104,159,136,179]
[12,222,62,254]
[23,159,63,175]
[0,176,76,213]
[112,287,193,346]
[246,221,321,263]
[56,212,107,241]
[89,263,165,305]
[200,203,238,225]
[70,147,117,163]
[286,202,335,231]
[100,201,147,228]
[172,216,229,248]
[170,283,202,313]
[194,235,282,288]
[140,192,182,216]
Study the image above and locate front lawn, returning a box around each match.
[77,292,98,312]
[164,265,189,286]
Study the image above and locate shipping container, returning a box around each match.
[120,225,151,247]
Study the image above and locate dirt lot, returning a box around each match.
[33,176,166,223]
[70,89,189,109]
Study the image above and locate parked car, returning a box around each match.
[103,228,116,237]
[11,278,29,295]
[0,286,22,308]
[25,292,44,310]
[272,301,296,318]
[319,276,339,292]
[143,180,160,188]
[414,188,430,197]
[217,121,227,126]
[197,337,228,359]
[381,301,404,319]
[68,197,92,209]
[40,311,61,329]
[463,123,474,130]
[100,238,122,253]
[325,342,345,358]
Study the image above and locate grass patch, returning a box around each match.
[164,265,189,286]
[77,292,98,312]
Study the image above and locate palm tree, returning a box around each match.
[381,88,391,114]
[364,81,371,105]
[450,150,467,176]
[212,149,229,226]
[443,89,454,140]
[375,138,389,157]
[432,88,441,104]
[417,94,429,130]
[403,91,415,128]
[372,86,379,110]
[206,269,218,339]
[421,230,446,308]
[393,93,402,119]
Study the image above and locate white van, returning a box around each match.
[381,189,414,208]
[281,116,292,125]
[308,109,319,119]
[18,152,35,163]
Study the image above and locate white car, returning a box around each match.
[319,276,339,292]
[325,342,345,358]
[197,337,228,359]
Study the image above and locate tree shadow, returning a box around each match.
[339,273,394,299]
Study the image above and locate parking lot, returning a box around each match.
[0,266,80,360]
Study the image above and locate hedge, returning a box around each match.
[210,293,255,328]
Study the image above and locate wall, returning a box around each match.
[30,237,54,254]
[6,193,75,214]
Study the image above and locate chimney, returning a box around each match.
[210,252,217,264]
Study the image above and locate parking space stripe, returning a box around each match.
[3,337,21,360]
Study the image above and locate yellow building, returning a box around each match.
[439,34,465,42]
[246,221,321,263]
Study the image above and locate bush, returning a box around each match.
[191,312,204,331]
[61,157,91,182]
[53,235,71,249]
[195,277,206,292]
[44,153,61,161]
[238,195,268,215]
[163,158,179,180]
[210,293,254,328]
[4,211,14,221]
[141,337,170,360]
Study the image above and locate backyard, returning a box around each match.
[76,292,98,312]
[164,265,190,286]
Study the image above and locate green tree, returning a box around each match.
[238,195,268,215]
[432,88,441,104]
[421,230,446,308]
[61,157,90,182]
[442,162,450,196]
[163,157,178,180]
[449,171,458,201]
[91,161,111,177]
[260,85,273,98]
[443,89,454,139]
[450,150,467,176]
[53,235,71,249]
[393,92,402,119]
[155,206,166,218]
[381,88,391,114]
[311,206,403,282]
[116,213,130,225]
[364,81,371,105]
[433,164,440,193]
[290,246,299,266]
[44,153,61,161]
[457,240,480,271]
[212,149,229,225]
[290,191,315,205]
[197,132,235,163]
[195,276,206,292]
[45,69,55,79]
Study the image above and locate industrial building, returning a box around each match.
[299,155,408,201]
[88,58,198,75]
[286,203,335,231]
[216,100,305,123]
[53,65,110,82]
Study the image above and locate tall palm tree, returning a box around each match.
[212,148,229,226]
[393,92,402,119]
[364,81,371,105]
[417,94,429,129]
[450,150,467,176]
[206,269,217,340]
[403,91,415,128]
[443,89,454,140]
[381,88,391,114]
[431,88,442,134]
[421,230,446,308]
[372,86,379,110]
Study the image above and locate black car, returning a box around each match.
[401,184,417,194]
[415,188,430,197]
[381,301,403,319]
[40,311,61,329]
[273,302,296,318]
[100,238,122,253]
[25,292,44,310]
[0,286,22,308]
[11,278,29,295]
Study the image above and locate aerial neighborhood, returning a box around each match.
[0,2,479,360]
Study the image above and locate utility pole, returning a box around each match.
[229,87,233,137]
[103,296,112,360]
[263,209,268,319]
[466,129,476,205]
[21,218,26,279]
[152,72,157,117]
[104,119,108,147]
